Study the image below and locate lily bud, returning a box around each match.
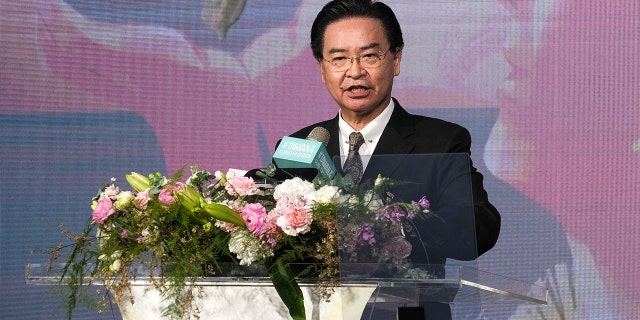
[175,185,202,212]
[202,202,245,227]
[125,172,150,192]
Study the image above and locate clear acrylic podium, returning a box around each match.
[26,154,547,319]
[25,262,546,319]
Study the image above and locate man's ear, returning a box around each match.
[393,50,402,76]
[318,60,327,84]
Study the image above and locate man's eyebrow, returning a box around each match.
[326,43,382,55]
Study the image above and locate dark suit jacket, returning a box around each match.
[289,98,501,262]
[288,99,501,319]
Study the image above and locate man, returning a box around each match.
[287,0,501,318]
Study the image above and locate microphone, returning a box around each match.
[306,126,330,147]
[270,127,337,180]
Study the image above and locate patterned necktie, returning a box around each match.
[343,132,365,183]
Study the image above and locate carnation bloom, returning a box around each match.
[264,210,283,246]
[241,203,269,236]
[225,176,259,196]
[273,177,316,204]
[274,197,313,236]
[92,197,116,224]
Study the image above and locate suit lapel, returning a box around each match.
[364,100,416,180]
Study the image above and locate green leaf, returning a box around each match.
[267,260,306,320]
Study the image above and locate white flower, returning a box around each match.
[225,169,238,180]
[363,190,384,211]
[338,194,360,206]
[214,170,225,184]
[374,174,386,187]
[314,185,340,204]
[228,229,273,265]
[102,184,121,199]
[113,191,134,210]
[109,259,122,271]
[273,177,316,205]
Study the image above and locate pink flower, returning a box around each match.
[92,197,116,224]
[274,198,313,236]
[134,189,152,209]
[225,176,259,196]
[158,183,184,205]
[241,203,269,236]
[264,210,283,246]
[102,183,120,199]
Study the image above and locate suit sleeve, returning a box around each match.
[446,126,501,258]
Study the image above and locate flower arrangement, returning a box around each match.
[48,165,433,320]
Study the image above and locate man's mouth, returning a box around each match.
[346,85,368,92]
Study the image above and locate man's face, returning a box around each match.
[319,17,401,122]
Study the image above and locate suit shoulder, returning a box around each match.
[409,113,469,135]
[392,102,469,135]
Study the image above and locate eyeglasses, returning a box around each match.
[321,48,392,72]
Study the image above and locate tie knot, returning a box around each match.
[348,132,365,151]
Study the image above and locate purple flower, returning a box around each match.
[357,222,376,245]
[382,236,412,260]
[376,206,405,224]
[418,196,430,209]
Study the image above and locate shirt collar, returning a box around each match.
[338,99,395,157]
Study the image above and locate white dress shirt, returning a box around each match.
[338,99,395,171]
